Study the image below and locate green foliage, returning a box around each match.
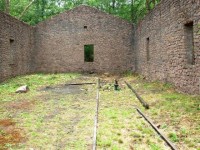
[0,0,5,11]
[150,143,161,150]
[123,70,133,76]
[0,0,161,25]
[168,133,179,142]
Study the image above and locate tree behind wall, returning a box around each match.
[0,0,161,25]
[5,0,9,13]
[0,0,9,14]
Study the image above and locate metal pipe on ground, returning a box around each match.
[92,78,100,150]
[136,107,177,150]
[125,81,149,109]
[65,82,96,86]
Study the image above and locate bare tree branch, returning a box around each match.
[152,0,156,7]
[5,0,9,14]
[19,0,35,19]
[146,0,150,12]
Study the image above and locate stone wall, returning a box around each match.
[134,0,200,94]
[0,11,34,82]
[0,2,199,94]
[32,5,134,73]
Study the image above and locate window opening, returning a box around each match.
[146,37,150,61]
[10,39,15,65]
[84,45,94,62]
[185,21,195,65]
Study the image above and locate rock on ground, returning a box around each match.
[15,85,29,93]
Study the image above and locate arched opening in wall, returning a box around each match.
[146,37,150,61]
[84,44,94,62]
[184,21,195,65]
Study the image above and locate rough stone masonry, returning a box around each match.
[0,0,199,94]
[134,0,200,94]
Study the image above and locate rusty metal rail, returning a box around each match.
[65,82,96,86]
[125,81,149,109]
[136,107,177,150]
[124,81,176,149]
[92,79,176,150]
[92,78,100,150]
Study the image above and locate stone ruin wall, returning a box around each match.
[134,0,200,94]
[32,6,134,73]
[0,12,34,82]
[0,0,199,94]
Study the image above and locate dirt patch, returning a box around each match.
[0,119,24,149]
[7,101,35,110]
[42,85,83,94]
[0,119,15,127]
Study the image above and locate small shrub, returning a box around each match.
[150,143,161,150]
[169,132,179,142]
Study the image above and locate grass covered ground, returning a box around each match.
[0,73,199,150]
[0,73,97,149]
[123,74,200,150]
